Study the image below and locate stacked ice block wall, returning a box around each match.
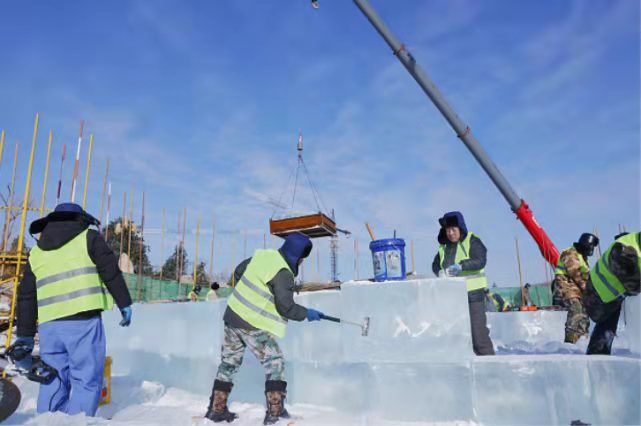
[104,279,641,425]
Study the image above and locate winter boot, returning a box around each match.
[263,380,289,425]
[205,380,238,423]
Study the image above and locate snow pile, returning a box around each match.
[7,280,641,425]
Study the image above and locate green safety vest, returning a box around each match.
[590,232,641,303]
[29,229,114,324]
[226,249,291,338]
[438,232,488,292]
[554,247,589,276]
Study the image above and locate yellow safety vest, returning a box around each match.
[29,229,113,324]
[226,249,291,338]
[590,232,640,303]
[554,247,589,276]
[438,232,488,292]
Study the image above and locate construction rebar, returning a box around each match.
[55,143,66,204]
[39,131,53,217]
[119,192,126,260]
[193,215,201,289]
[208,214,215,279]
[99,159,110,226]
[104,182,112,241]
[515,237,525,306]
[0,130,5,174]
[137,192,145,302]
[81,133,94,209]
[2,143,19,254]
[160,208,166,280]
[70,120,84,203]
[127,189,134,256]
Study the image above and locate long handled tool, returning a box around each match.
[320,313,370,336]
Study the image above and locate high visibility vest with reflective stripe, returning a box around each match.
[29,229,113,324]
[590,232,641,303]
[438,232,488,292]
[554,247,589,277]
[226,250,291,338]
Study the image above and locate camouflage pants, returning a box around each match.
[565,298,590,342]
[216,325,285,383]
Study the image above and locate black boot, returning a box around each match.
[205,380,238,423]
[263,380,289,425]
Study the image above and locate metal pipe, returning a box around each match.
[193,215,201,289]
[208,214,215,279]
[351,0,559,265]
[55,143,66,204]
[160,208,165,280]
[81,133,94,209]
[39,131,53,217]
[104,181,112,241]
[137,191,145,302]
[0,130,5,173]
[99,159,109,226]
[70,120,84,202]
[6,113,39,355]
[2,143,19,254]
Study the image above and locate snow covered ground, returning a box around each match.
[5,279,640,425]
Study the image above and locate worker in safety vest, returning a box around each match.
[189,284,202,301]
[206,282,220,301]
[204,232,323,425]
[584,231,640,355]
[553,233,599,343]
[10,203,132,416]
[484,288,511,312]
[432,211,494,355]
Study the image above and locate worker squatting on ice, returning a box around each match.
[584,232,640,355]
[553,233,600,343]
[205,232,325,425]
[432,211,495,356]
[8,203,133,416]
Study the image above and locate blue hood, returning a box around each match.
[437,211,468,244]
[279,233,313,276]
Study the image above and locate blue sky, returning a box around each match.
[0,0,638,285]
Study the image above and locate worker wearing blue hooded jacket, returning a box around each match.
[205,232,323,425]
[432,211,495,355]
[10,203,132,416]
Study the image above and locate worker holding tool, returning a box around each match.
[553,233,599,343]
[8,203,132,416]
[432,211,494,355]
[189,284,202,301]
[584,232,640,355]
[204,232,323,425]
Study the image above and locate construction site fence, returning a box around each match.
[491,284,553,307]
[124,273,552,306]
[123,274,233,303]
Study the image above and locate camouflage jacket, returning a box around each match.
[555,247,589,300]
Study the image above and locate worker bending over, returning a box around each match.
[553,233,599,343]
[584,232,639,354]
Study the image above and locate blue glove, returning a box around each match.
[120,306,132,327]
[8,336,34,371]
[306,308,323,322]
[446,263,462,276]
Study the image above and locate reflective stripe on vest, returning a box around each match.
[554,247,589,276]
[438,232,487,292]
[29,229,114,324]
[226,250,291,338]
[590,232,641,303]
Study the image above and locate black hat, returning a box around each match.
[29,202,100,235]
[574,233,599,257]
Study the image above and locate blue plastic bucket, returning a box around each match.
[369,238,406,282]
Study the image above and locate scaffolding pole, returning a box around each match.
[81,133,94,209]
[39,131,53,217]
[5,113,40,359]
[70,120,84,203]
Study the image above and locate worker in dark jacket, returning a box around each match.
[9,203,132,416]
[584,231,640,355]
[205,232,323,425]
[432,211,495,355]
